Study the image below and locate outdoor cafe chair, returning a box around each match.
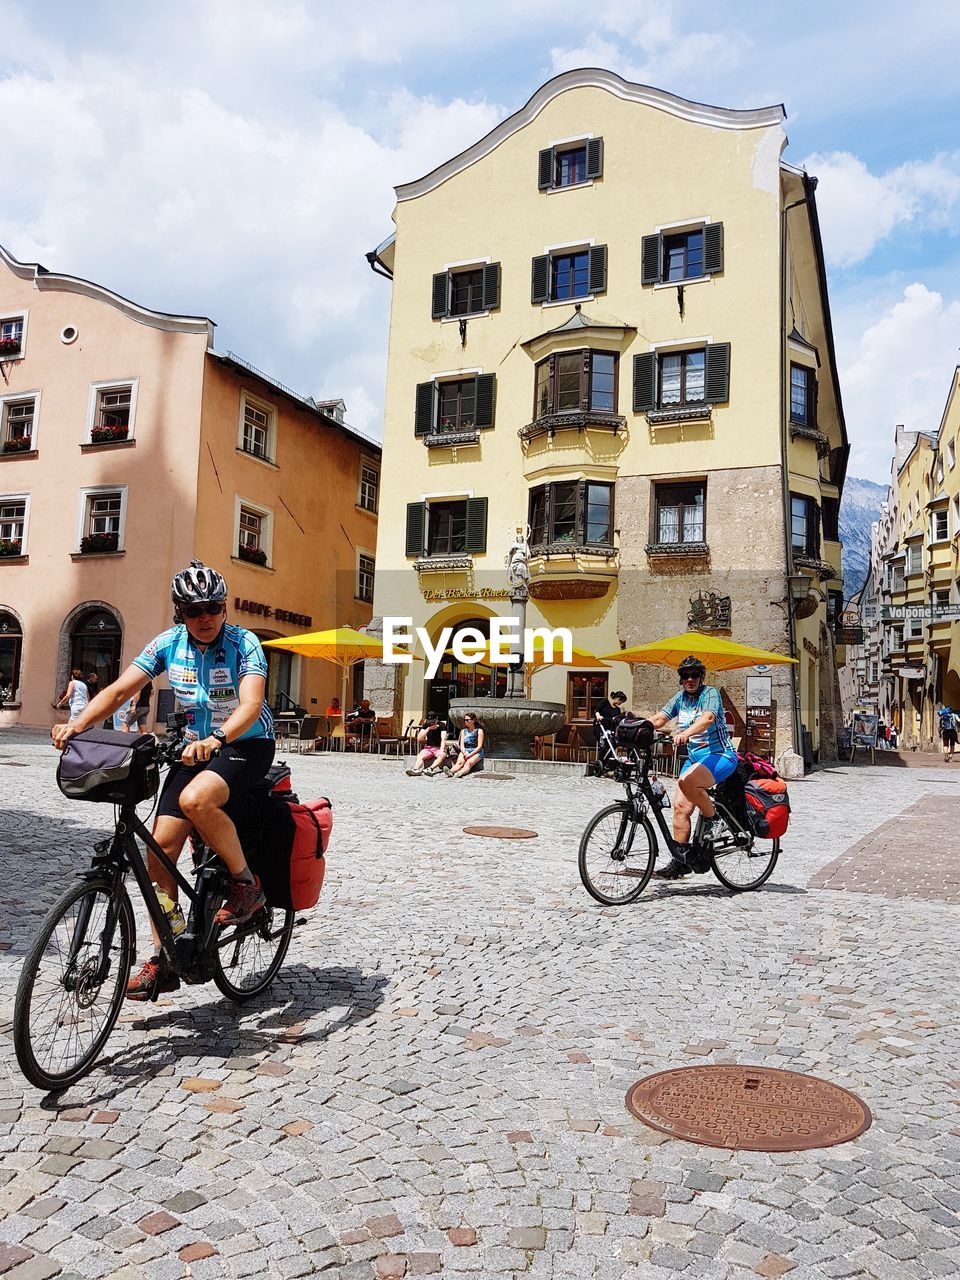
[290,715,321,754]
[376,718,403,756]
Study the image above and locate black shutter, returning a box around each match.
[405,503,426,557]
[586,137,603,179]
[481,262,501,311]
[538,148,554,190]
[431,272,448,320]
[641,234,662,285]
[414,382,435,436]
[464,498,488,554]
[810,374,819,430]
[588,244,607,295]
[632,352,657,413]
[531,254,550,304]
[580,350,591,411]
[811,501,821,558]
[704,343,730,403]
[703,222,724,275]
[474,373,496,428]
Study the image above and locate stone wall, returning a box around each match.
[615,465,798,755]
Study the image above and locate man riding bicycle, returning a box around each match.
[648,656,738,880]
[51,559,275,999]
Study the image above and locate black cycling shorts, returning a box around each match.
[157,739,276,821]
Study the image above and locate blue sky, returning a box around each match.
[1,0,959,481]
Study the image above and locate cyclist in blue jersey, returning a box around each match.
[648,656,739,880]
[52,559,275,998]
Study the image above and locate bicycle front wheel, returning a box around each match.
[578,802,657,905]
[14,877,134,1091]
[213,904,294,1002]
[708,801,780,892]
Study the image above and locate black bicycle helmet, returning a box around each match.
[171,558,228,607]
[677,655,707,681]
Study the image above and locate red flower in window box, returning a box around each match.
[238,544,268,566]
[80,532,119,554]
[1,437,31,453]
[0,538,23,557]
[0,338,21,357]
[91,424,129,444]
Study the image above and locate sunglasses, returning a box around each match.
[182,602,226,620]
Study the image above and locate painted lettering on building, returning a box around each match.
[233,597,313,627]
[422,588,510,602]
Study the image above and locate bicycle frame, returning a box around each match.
[80,801,227,987]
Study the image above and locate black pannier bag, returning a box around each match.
[615,715,655,749]
[56,729,159,805]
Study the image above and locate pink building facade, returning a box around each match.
[0,245,379,728]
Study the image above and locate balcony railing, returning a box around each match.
[519,411,626,441]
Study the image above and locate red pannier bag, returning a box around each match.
[249,784,333,911]
[744,777,790,839]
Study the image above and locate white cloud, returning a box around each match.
[838,283,960,480]
[804,150,960,268]
[0,61,502,435]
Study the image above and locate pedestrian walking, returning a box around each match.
[57,668,89,721]
[939,705,958,760]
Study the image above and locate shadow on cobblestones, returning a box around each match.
[644,879,807,901]
[45,964,389,1093]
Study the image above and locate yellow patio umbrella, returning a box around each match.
[599,631,798,672]
[263,627,404,722]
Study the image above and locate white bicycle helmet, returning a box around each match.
[171,558,228,607]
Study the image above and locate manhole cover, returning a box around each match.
[463,826,538,839]
[625,1065,871,1152]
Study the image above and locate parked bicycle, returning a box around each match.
[14,718,295,1091]
[578,731,780,905]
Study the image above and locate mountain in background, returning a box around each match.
[839,477,887,599]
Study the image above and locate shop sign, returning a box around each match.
[233,597,313,627]
[852,711,879,750]
[836,625,864,645]
[422,587,510,602]
[882,603,960,620]
[745,675,772,709]
[802,637,821,659]
[898,667,924,680]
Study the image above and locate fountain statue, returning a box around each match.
[448,524,567,760]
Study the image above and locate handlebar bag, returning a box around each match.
[57,729,159,804]
[615,716,655,748]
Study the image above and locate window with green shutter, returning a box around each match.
[432,263,501,319]
[406,502,427,557]
[633,344,730,413]
[538,137,603,190]
[641,222,724,285]
[532,246,607,304]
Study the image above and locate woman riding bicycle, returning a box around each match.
[51,558,275,998]
[648,656,738,880]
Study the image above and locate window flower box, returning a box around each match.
[2,437,32,453]
[238,544,268,566]
[0,538,23,557]
[90,424,130,444]
[0,338,21,358]
[80,532,120,554]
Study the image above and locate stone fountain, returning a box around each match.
[448,527,566,760]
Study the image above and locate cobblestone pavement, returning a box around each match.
[809,795,960,904]
[0,730,958,1280]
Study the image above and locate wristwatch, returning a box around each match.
[211,729,228,748]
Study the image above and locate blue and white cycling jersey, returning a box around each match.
[659,684,734,760]
[132,624,274,743]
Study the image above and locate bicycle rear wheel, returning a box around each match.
[212,904,294,1001]
[14,877,134,1091]
[708,801,779,891]
[578,802,657,905]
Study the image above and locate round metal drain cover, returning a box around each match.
[625,1065,871,1152]
[463,825,538,839]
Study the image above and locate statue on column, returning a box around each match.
[505,525,531,597]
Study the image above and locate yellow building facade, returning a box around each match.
[368,70,847,762]
[883,378,960,746]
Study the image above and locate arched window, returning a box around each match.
[70,608,122,691]
[0,611,22,704]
